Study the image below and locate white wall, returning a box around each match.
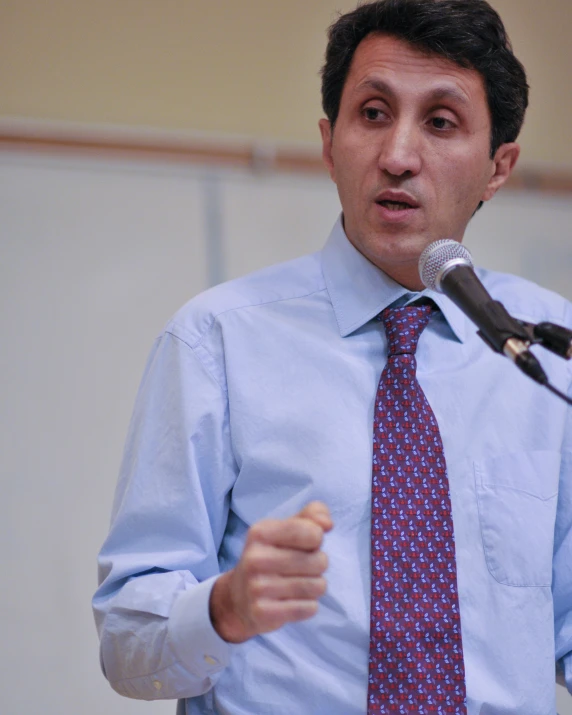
[465,189,572,302]
[1,150,571,714]
[1,153,208,715]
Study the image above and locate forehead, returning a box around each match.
[344,33,488,107]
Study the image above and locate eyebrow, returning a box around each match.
[355,78,471,107]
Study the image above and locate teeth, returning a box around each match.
[380,200,411,211]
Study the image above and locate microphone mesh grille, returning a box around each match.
[418,239,474,291]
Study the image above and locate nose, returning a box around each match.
[378,119,422,179]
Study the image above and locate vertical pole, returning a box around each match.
[201,171,225,287]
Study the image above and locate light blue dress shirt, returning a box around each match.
[94,218,572,715]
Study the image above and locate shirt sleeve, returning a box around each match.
[552,304,572,691]
[92,328,238,700]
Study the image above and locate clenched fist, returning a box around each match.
[209,501,333,644]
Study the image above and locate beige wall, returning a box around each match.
[1,0,571,166]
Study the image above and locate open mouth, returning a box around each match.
[377,200,414,211]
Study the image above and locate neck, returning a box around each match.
[341,218,426,291]
[377,263,425,291]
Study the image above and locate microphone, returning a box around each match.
[418,239,548,385]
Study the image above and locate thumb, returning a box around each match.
[298,501,333,533]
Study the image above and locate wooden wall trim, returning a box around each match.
[2,126,572,196]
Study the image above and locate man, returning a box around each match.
[93,1,572,713]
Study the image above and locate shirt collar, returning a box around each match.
[321,215,468,342]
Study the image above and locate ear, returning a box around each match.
[319,118,336,182]
[481,142,520,202]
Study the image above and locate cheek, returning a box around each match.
[331,149,359,198]
[333,145,374,198]
[440,157,490,211]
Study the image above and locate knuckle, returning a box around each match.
[317,577,327,596]
[297,518,320,539]
[298,579,317,598]
[248,575,269,599]
[250,599,266,623]
[247,521,267,543]
[292,578,314,598]
[248,518,281,545]
[299,501,323,518]
[291,601,318,622]
[303,577,326,597]
[242,547,266,576]
[306,577,327,598]
[317,551,329,572]
[284,518,323,550]
[304,521,324,547]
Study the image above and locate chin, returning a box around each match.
[367,232,429,261]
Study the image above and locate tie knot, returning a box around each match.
[379,304,434,355]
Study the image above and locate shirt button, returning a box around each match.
[204,655,218,666]
[153,680,162,691]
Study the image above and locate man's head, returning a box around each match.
[319,0,528,289]
[322,0,528,158]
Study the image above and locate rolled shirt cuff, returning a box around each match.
[167,575,234,679]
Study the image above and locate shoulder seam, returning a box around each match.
[164,330,227,393]
[172,286,328,351]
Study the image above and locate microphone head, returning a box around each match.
[418,239,474,292]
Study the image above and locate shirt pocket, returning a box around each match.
[474,450,560,587]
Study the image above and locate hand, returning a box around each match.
[209,501,333,644]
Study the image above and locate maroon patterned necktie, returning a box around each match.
[367,304,467,714]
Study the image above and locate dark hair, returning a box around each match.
[321,0,529,157]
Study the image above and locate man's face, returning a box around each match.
[320,33,519,289]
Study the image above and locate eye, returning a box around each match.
[430,116,455,131]
[362,106,388,122]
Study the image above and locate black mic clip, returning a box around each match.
[517,320,572,361]
[475,300,531,353]
[475,301,548,386]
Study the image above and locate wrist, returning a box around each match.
[209,571,251,644]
